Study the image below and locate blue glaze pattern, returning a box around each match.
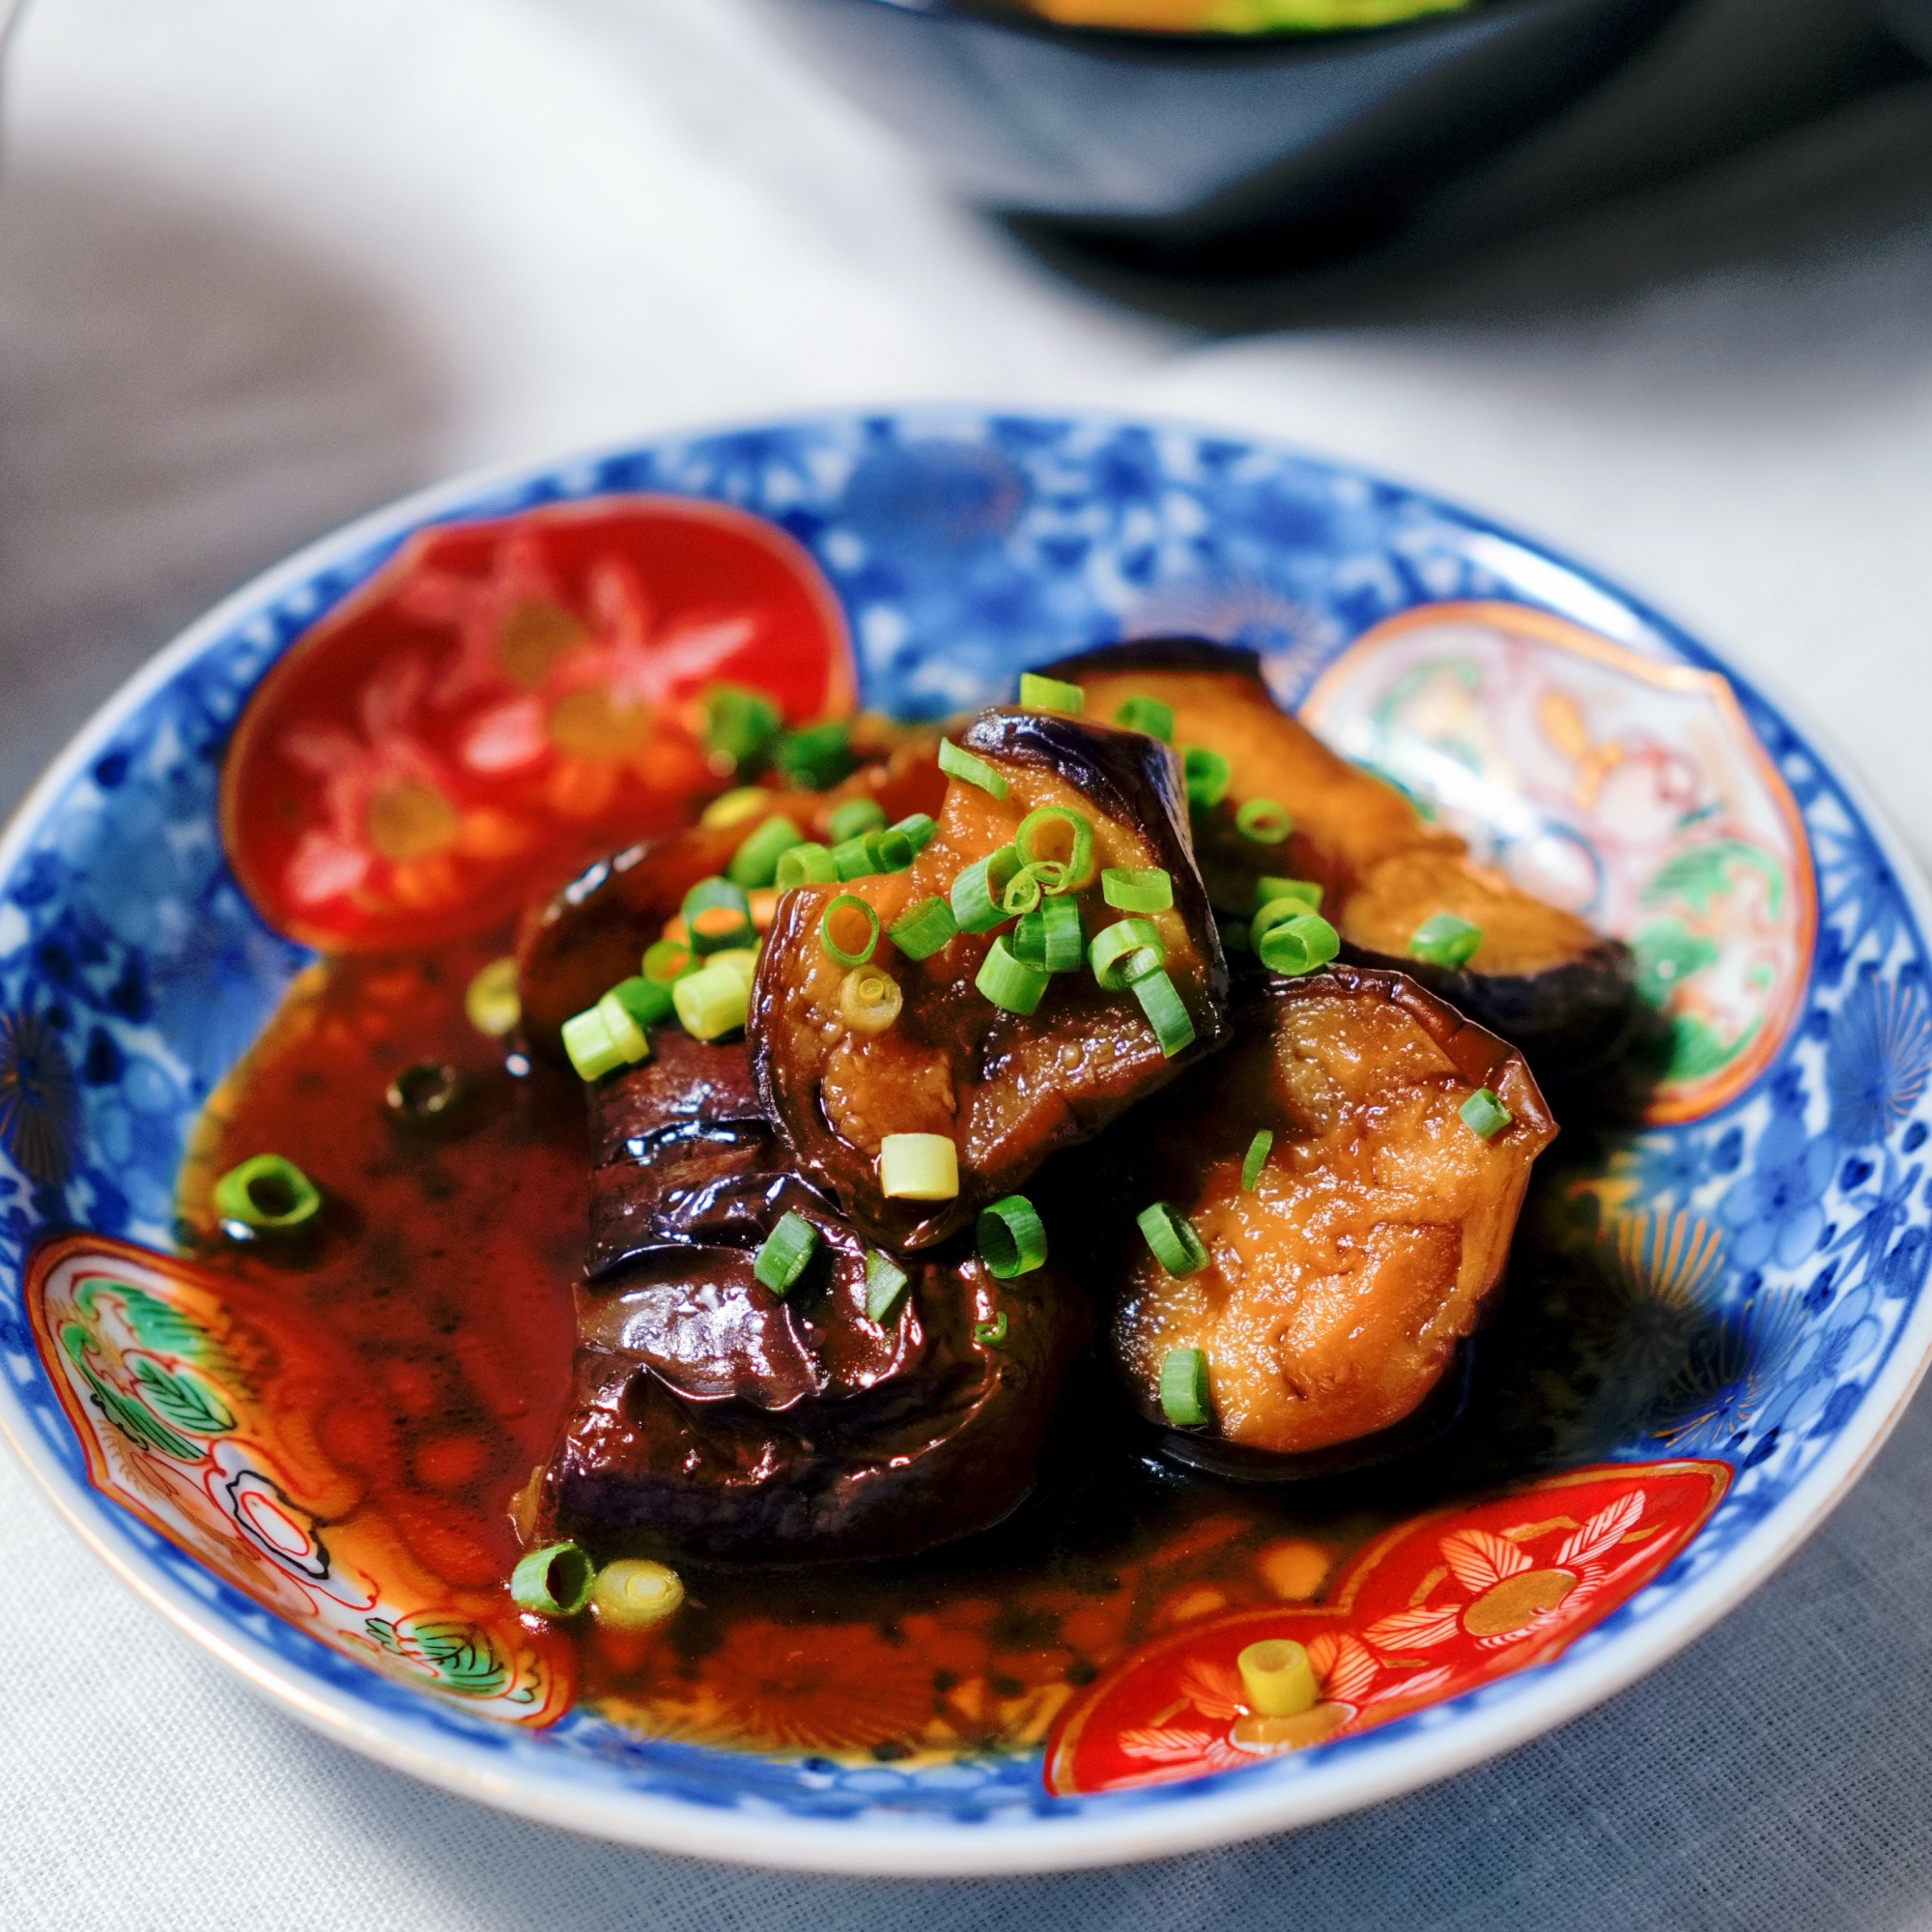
[1,409,1928,1844]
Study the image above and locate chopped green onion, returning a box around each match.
[590,1558,684,1632]
[642,937,696,983]
[561,1005,635,1083]
[1409,913,1484,969]
[706,948,760,995]
[775,842,839,890]
[951,845,1024,933]
[510,1541,595,1617]
[1133,968,1197,1057]
[1139,1206,1207,1282]
[1101,867,1173,913]
[1257,913,1340,978]
[1158,1347,1212,1426]
[213,1153,322,1233]
[753,1210,820,1296]
[1241,1128,1273,1191]
[888,895,958,960]
[833,832,907,881]
[1237,1638,1317,1718]
[1002,867,1046,919]
[1255,876,1322,915]
[977,936,1051,1015]
[772,721,854,790]
[938,737,1008,800]
[700,785,773,830]
[974,1312,1009,1348]
[1236,798,1293,844]
[1090,917,1165,990]
[820,895,880,967]
[977,1194,1047,1278]
[827,797,888,843]
[1013,806,1094,895]
[878,1133,958,1201]
[701,685,781,772]
[892,812,938,857]
[839,964,903,1035]
[726,813,804,890]
[681,875,754,954]
[865,1250,910,1323]
[1012,896,1084,972]
[1460,1088,1513,1139]
[465,957,521,1038]
[1181,746,1232,810]
[1019,671,1085,713]
[1115,695,1174,742]
[672,959,753,1039]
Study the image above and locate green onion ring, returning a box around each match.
[1089,917,1166,990]
[1100,867,1173,913]
[951,845,1024,933]
[1460,1088,1514,1139]
[937,737,1009,800]
[753,1210,821,1296]
[1013,805,1094,895]
[774,841,839,890]
[1241,1128,1274,1191]
[1181,745,1232,810]
[977,1194,1048,1278]
[826,797,888,843]
[1001,867,1046,919]
[681,875,755,954]
[725,814,803,891]
[1138,1202,1209,1278]
[1011,896,1084,973]
[1254,875,1321,915]
[819,895,881,967]
[1115,695,1175,742]
[641,938,696,983]
[892,812,938,857]
[1018,671,1085,714]
[1236,798,1293,844]
[976,935,1051,1015]
[1133,967,1197,1058]
[865,1250,910,1323]
[1158,1348,1212,1426]
[888,895,958,960]
[213,1153,322,1233]
[1257,913,1340,979]
[1408,912,1484,969]
[511,1541,595,1617]
[974,1311,1009,1348]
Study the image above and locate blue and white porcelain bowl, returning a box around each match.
[1,408,1927,1874]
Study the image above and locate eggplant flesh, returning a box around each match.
[515,732,947,1058]
[1111,965,1557,1475]
[532,1028,1087,1565]
[1044,639,1635,1077]
[752,708,1229,1251]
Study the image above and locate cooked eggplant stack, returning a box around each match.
[1043,639,1636,1081]
[530,1027,1085,1566]
[752,708,1229,1250]
[1111,964,1557,1480]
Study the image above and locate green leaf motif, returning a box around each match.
[132,1357,235,1437]
[61,1326,203,1462]
[364,1614,508,1698]
[1640,839,1784,918]
[1631,918,1719,1011]
[75,1280,213,1362]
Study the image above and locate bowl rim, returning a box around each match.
[2,402,1928,1877]
[818,0,1536,58]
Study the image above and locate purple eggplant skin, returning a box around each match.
[1043,636,1639,1086]
[751,706,1230,1252]
[532,1029,1088,1566]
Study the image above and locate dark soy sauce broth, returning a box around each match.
[181,928,1662,1762]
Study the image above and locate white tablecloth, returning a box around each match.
[5,1,1932,1922]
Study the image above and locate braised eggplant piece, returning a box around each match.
[517,732,947,1056]
[532,1027,1087,1565]
[751,708,1229,1250]
[1112,964,1556,1476]
[1044,639,1635,1076]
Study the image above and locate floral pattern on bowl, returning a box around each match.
[1301,602,1815,1123]
[0,409,1927,1873]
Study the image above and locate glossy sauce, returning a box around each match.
[183,926,1602,1763]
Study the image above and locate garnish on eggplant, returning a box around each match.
[1110,964,1557,1478]
[1044,639,1636,1079]
[750,708,1230,1250]
[529,1027,1086,1565]
[515,732,947,1058]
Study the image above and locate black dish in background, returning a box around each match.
[746,0,1692,274]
